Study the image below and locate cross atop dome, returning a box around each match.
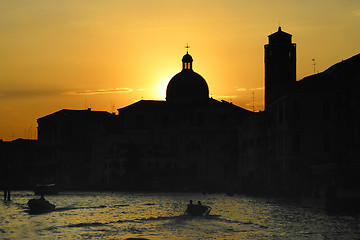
[185,43,190,53]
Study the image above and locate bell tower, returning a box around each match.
[264,27,296,110]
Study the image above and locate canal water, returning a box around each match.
[1,191,359,239]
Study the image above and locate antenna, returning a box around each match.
[252,91,255,112]
[111,102,115,113]
[312,59,317,74]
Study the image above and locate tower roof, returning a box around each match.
[269,26,292,36]
[268,26,293,44]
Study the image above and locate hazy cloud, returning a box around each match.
[0,87,144,98]
[236,87,264,92]
[236,88,247,92]
[249,87,264,91]
[63,88,133,95]
[0,89,63,98]
[214,95,238,100]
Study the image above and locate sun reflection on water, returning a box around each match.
[1,191,359,239]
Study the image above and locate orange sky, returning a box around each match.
[1,0,359,140]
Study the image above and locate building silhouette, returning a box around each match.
[36,50,252,191]
[256,27,360,202]
[0,139,38,190]
[1,28,359,204]
[36,109,114,188]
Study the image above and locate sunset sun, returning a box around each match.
[151,72,176,100]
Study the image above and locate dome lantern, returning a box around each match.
[182,52,193,70]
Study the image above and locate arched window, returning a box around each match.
[293,102,301,120]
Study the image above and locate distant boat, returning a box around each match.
[34,184,58,195]
[185,203,211,216]
[27,197,55,214]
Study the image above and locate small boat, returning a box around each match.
[185,203,211,216]
[27,198,55,214]
[34,184,58,195]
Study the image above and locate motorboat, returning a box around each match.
[27,197,55,214]
[185,203,211,216]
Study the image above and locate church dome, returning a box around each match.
[166,53,209,102]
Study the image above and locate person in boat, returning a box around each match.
[39,194,51,204]
[187,200,194,212]
[185,200,211,216]
[40,194,48,203]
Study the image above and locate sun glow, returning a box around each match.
[151,72,176,101]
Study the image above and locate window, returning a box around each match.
[278,134,283,155]
[293,102,301,120]
[186,142,201,154]
[257,138,261,147]
[166,162,171,169]
[278,104,283,124]
[322,101,330,121]
[184,63,191,69]
[218,114,227,124]
[196,113,204,126]
[162,116,169,127]
[323,134,331,151]
[293,134,301,154]
[136,114,144,128]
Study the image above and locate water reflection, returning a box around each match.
[1,192,359,239]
